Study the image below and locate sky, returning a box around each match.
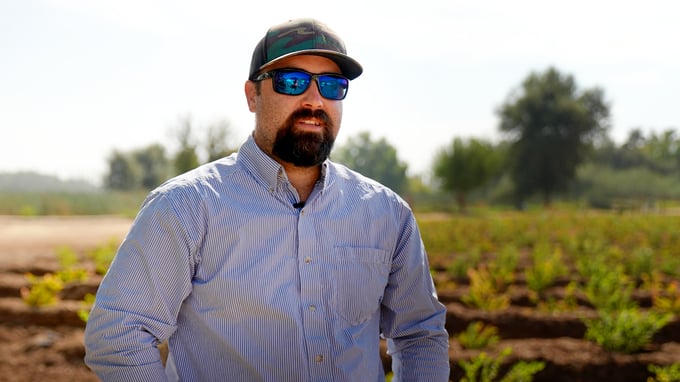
[1,0,679,185]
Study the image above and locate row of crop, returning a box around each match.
[419,211,680,279]
[451,319,680,382]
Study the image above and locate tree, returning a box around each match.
[205,119,238,162]
[497,67,610,206]
[172,116,200,175]
[332,131,408,195]
[104,150,142,190]
[133,144,170,189]
[433,137,501,211]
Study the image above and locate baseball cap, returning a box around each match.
[249,18,363,81]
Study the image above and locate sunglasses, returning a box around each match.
[254,68,349,100]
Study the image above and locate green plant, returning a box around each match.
[462,266,510,311]
[487,244,519,292]
[584,264,635,312]
[53,245,90,283]
[77,293,97,323]
[648,363,680,382]
[524,242,567,302]
[626,246,655,281]
[20,273,64,306]
[459,347,545,382]
[457,321,500,349]
[87,239,119,275]
[537,280,579,313]
[584,308,672,353]
[447,249,482,280]
[652,280,680,316]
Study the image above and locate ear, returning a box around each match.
[245,81,257,112]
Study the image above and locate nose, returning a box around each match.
[301,80,325,109]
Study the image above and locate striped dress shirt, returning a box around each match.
[84,135,449,382]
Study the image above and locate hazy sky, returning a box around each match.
[2,0,679,184]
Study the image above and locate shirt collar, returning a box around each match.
[238,134,331,193]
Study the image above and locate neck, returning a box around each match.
[281,163,321,202]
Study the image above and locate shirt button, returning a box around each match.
[304,257,312,264]
[309,305,316,312]
[315,354,324,363]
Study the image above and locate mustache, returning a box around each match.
[290,108,331,127]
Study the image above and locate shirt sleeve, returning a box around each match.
[84,191,197,381]
[380,211,450,382]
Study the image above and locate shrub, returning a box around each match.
[584,308,672,353]
[20,273,64,306]
[462,266,510,311]
[457,321,501,349]
[584,264,635,312]
[525,243,567,301]
[648,363,680,382]
[459,347,545,382]
[87,239,120,275]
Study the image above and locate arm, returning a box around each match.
[84,192,196,381]
[381,212,450,382]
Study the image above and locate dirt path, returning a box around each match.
[0,215,132,267]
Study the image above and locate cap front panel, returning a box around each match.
[266,23,346,63]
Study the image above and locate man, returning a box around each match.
[84,18,449,381]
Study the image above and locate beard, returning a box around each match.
[272,108,335,167]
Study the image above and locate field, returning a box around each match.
[1,210,680,381]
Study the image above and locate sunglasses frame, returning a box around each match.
[254,68,349,100]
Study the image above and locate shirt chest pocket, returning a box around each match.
[332,247,391,326]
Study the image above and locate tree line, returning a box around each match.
[104,67,680,211]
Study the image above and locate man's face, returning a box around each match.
[245,55,344,167]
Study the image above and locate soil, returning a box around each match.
[1,215,679,381]
[0,215,131,382]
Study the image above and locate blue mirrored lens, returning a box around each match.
[274,71,311,96]
[318,75,348,100]
[273,70,348,100]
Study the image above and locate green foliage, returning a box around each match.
[87,239,119,275]
[524,242,567,299]
[0,190,147,216]
[583,264,635,312]
[576,163,680,209]
[21,273,64,306]
[105,149,145,190]
[457,321,501,349]
[459,347,545,382]
[497,66,610,205]
[205,119,239,162]
[486,245,519,291]
[626,246,655,281]
[332,131,409,195]
[446,248,482,280]
[462,266,510,311]
[55,246,89,283]
[22,245,91,306]
[134,144,172,189]
[584,308,672,353]
[106,144,172,191]
[433,137,502,211]
[648,363,680,382]
[77,293,97,323]
[652,280,680,316]
[172,115,201,175]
